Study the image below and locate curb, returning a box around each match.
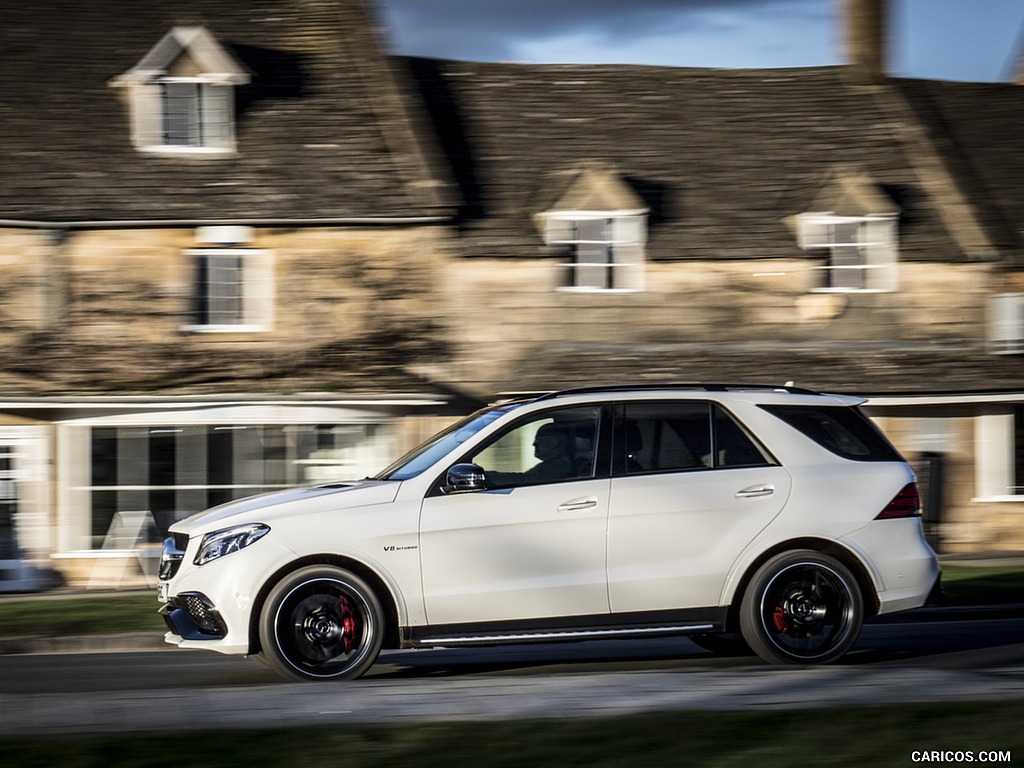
[868,602,1024,624]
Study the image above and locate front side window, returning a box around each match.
[797,213,898,292]
[620,401,771,475]
[545,214,646,291]
[185,249,273,331]
[470,407,602,488]
[376,405,517,481]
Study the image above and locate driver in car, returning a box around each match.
[486,422,576,486]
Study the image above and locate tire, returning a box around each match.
[739,550,863,665]
[259,565,384,682]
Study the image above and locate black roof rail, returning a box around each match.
[531,382,821,402]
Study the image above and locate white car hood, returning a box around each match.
[172,480,401,534]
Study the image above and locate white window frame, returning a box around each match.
[543,211,647,292]
[974,409,1024,502]
[130,77,236,154]
[181,248,274,333]
[797,213,899,293]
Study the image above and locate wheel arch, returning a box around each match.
[724,537,880,631]
[247,554,402,656]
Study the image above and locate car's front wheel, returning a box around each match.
[259,565,384,681]
[739,550,863,665]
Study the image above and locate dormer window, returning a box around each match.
[797,213,899,292]
[539,164,649,292]
[543,213,647,291]
[151,81,233,149]
[792,166,901,293]
[111,27,250,154]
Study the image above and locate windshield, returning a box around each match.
[374,404,520,481]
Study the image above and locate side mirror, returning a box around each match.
[443,463,487,494]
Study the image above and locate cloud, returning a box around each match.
[378,0,829,64]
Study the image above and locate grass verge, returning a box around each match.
[937,563,1024,606]
[0,591,161,638]
[1,702,1021,767]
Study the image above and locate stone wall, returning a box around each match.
[0,229,52,337]
[0,225,454,394]
[445,257,994,392]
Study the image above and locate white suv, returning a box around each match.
[158,384,939,681]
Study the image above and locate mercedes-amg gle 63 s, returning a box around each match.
[158,384,939,681]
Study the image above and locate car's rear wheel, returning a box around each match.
[259,565,384,681]
[739,550,863,665]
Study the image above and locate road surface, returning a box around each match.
[1,617,1022,735]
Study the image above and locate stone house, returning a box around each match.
[0,0,468,587]
[1,0,1023,587]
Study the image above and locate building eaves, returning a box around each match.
[487,341,1024,398]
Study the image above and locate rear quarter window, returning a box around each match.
[759,404,904,462]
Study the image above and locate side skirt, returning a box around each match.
[402,607,729,649]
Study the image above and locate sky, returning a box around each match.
[378,0,1024,83]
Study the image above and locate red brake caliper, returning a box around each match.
[339,596,357,653]
[772,606,789,633]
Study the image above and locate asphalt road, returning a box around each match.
[1,618,1023,735]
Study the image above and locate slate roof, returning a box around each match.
[4,2,1021,253]
[404,58,1024,265]
[897,79,1024,260]
[0,0,454,222]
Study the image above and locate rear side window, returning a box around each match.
[759,405,903,462]
[621,401,772,474]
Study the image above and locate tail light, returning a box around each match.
[875,483,921,519]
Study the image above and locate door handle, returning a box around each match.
[736,484,774,499]
[558,496,599,512]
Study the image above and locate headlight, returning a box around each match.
[194,523,270,566]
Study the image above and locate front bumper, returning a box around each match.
[157,533,297,656]
[160,592,228,640]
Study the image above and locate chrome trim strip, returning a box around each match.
[419,623,716,646]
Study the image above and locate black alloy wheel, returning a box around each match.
[740,550,863,665]
[259,565,384,681]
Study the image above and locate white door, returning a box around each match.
[420,479,611,624]
[607,400,791,612]
[419,405,609,625]
[607,467,790,611]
